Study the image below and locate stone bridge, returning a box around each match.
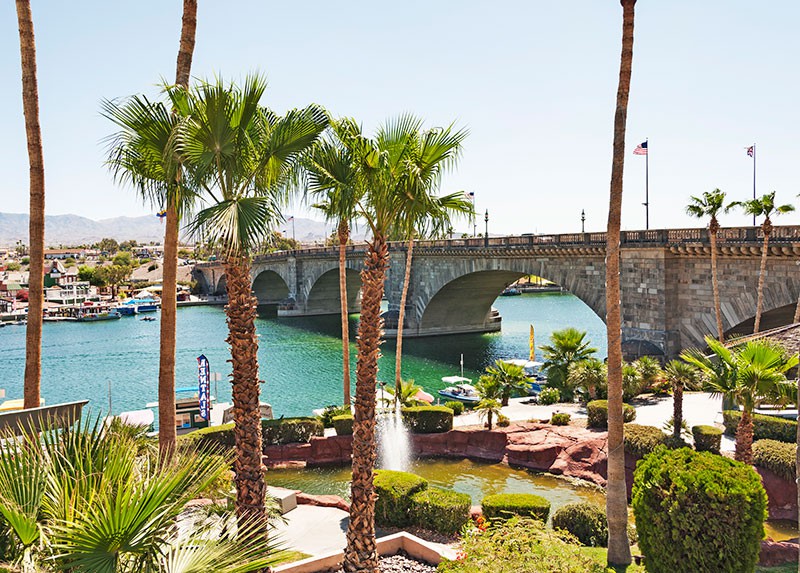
[193,226,800,358]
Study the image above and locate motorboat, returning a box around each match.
[500,287,522,296]
[75,307,121,322]
[438,376,480,404]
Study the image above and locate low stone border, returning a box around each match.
[759,538,799,567]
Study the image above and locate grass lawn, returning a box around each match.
[273,550,311,565]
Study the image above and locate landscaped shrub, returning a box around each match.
[692,425,722,454]
[632,447,767,573]
[623,424,666,459]
[373,470,428,527]
[402,406,453,434]
[410,487,471,535]
[496,414,510,427]
[586,400,635,429]
[482,493,551,522]
[182,422,235,448]
[723,410,795,443]
[538,387,561,405]
[332,414,353,436]
[551,502,608,547]
[444,401,465,416]
[262,417,323,445]
[753,439,796,482]
[317,405,351,428]
[550,412,571,426]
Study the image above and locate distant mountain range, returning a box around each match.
[0,212,351,247]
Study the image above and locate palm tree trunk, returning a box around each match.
[710,226,724,342]
[174,0,197,88]
[16,0,44,410]
[753,230,769,333]
[796,382,799,573]
[605,0,636,566]
[735,408,754,465]
[225,256,266,529]
[338,220,351,406]
[673,381,683,441]
[344,234,389,573]
[394,237,414,398]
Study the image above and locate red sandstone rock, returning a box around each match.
[295,492,350,512]
[308,434,352,466]
[757,467,798,521]
[759,539,799,567]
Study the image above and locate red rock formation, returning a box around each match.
[757,466,798,521]
[759,538,799,567]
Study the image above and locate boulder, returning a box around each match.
[757,467,798,521]
[295,492,350,512]
[308,434,352,466]
[759,539,799,567]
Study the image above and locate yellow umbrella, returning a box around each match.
[529,325,535,361]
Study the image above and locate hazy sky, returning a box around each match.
[2,1,798,235]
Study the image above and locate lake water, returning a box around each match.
[0,292,606,417]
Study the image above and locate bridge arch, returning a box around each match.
[304,267,362,315]
[214,274,227,296]
[252,270,290,304]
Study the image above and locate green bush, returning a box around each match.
[482,493,551,522]
[496,414,510,427]
[373,470,428,527]
[538,387,561,405]
[262,417,323,445]
[182,423,235,448]
[623,424,666,459]
[723,410,795,443]
[632,447,767,573]
[551,502,608,547]
[317,405,351,428]
[692,425,722,454]
[753,439,796,482]
[444,401,465,416]
[550,412,571,426]
[332,414,353,436]
[402,406,453,434]
[410,487,471,535]
[586,400,635,429]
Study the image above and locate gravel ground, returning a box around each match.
[328,551,436,572]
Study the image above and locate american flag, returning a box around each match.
[633,141,648,155]
[746,146,754,157]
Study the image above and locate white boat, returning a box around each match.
[438,376,480,404]
[501,359,546,395]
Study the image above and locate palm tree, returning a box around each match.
[733,191,795,333]
[476,398,502,431]
[483,360,531,406]
[567,358,607,401]
[179,76,328,528]
[682,336,796,463]
[382,378,426,408]
[605,0,637,565]
[539,327,597,401]
[663,360,700,442]
[475,375,503,430]
[686,189,733,342]
[15,0,45,410]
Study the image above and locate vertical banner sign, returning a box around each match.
[197,354,210,420]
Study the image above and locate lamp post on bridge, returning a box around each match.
[484,210,489,247]
[581,209,586,233]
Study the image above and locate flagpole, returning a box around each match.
[645,137,649,230]
[752,143,756,226]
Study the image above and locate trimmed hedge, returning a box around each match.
[623,424,666,459]
[262,417,323,445]
[374,470,428,527]
[692,425,722,454]
[551,412,571,426]
[410,487,471,535]
[753,439,796,482]
[723,410,795,443]
[183,422,235,448]
[402,406,453,434]
[586,400,636,429]
[632,447,767,573]
[538,387,561,405]
[317,405,351,428]
[482,493,551,522]
[332,414,353,436]
[444,401,465,416]
[551,502,608,547]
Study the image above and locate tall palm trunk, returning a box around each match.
[753,219,771,333]
[672,381,683,441]
[394,237,414,400]
[796,383,799,573]
[605,0,636,566]
[345,234,389,573]
[16,0,44,410]
[735,408,754,465]
[338,220,352,406]
[158,0,197,458]
[709,218,724,342]
[225,256,266,528]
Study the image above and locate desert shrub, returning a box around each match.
[373,470,428,527]
[691,425,722,454]
[586,400,635,429]
[723,410,795,443]
[753,439,796,482]
[551,502,608,547]
[262,417,323,445]
[622,363,644,401]
[623,424,667,459]
[317,405,350,428]
[550,412,571,426]
[482,493,550,522]
[444,401,465,416]
[632,447,767,573]
[538,387,561,405]
[496,414,510,427]
[402,406,453,434]
[410,487,471,535]
[332,414,353,436]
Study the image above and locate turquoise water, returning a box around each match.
[0,292,606,417]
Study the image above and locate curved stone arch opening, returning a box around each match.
[214,274,227,296]
[192,269,211,295]
[304,267,362,316]
[252,270,290,305]
[723,302,799,340]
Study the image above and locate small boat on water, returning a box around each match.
[502,358,546,395]
[140,316,156,322]
[118,298,160,315]
[76,308,121,322]
[500,287,522,296]
[438,376,480,404]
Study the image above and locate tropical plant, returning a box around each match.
[382,378,426,408]
[732,191,795,333]
[482,360,531,406]
[476,398,502,431]
[16,0,44,410]
[177,75,327,528]
[539,327,597,401]
[663,360,700,442]
[633,356,662,392]
[682,336,796,463]
[686,189,735,342]
[605,0,637,565]
[567,358,607,401]
[621,362,643,402]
